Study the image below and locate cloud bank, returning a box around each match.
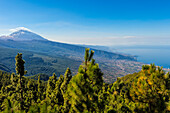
[123,36,137,39]
[9,27,31,32]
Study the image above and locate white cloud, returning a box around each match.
[123,36,136,39]
[9,27,31,32]
[104,36,119,39]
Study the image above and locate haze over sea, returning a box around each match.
[112,45,170,69]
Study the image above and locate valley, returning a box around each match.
[0,30,142,83]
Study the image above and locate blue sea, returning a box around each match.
[112,45,170,69]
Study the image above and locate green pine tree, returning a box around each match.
[67,48,103,112]
[15,53,27,110]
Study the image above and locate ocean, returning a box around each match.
[112,45,170,69]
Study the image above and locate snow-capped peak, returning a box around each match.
[0,28,47,41]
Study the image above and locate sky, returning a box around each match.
[0,0,170,45]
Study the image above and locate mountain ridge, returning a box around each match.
[0,29,142,83]
[0,30,46,41]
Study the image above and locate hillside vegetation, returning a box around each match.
[0,44,142,83]
[0,46,81,77]
[0,30,142,83]
[0,48,169,113]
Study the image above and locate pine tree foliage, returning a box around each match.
[66,48,103,113]
[15,53,27,110]
[0,50,169,112]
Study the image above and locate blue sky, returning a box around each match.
[0,0,170,45]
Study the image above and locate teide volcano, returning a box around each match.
[0,28,142,83]
[0,29,46,41]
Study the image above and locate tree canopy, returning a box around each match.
[0,48,169,113]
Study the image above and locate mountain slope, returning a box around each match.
[0,30,46,41]
[0,46,81,76]
[0,30,142,83]
[0,39,137,61]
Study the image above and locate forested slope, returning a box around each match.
[0,49,169,113]
[0,45,142,83]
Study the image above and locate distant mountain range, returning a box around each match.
[0,30,142,83]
